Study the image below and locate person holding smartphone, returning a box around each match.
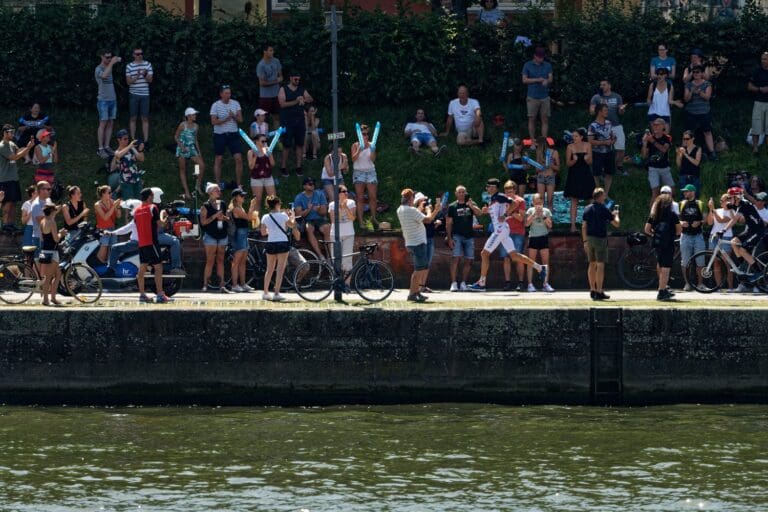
[582,187,620,300]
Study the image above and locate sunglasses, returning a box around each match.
[682,137,692,140]
[134,52,143,56]
[339,189,348,193]
[3,129,14,134]
[103,55,112,59]
[41,187,51,191]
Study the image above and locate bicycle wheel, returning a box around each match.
[617,245,657,289]
[0,262,37,304]
[687,250,725,293]
[353,260,395,303]
[293,260,334,302]
[284,248,319,289]
[64,263,103,304]
[753,251,768,293]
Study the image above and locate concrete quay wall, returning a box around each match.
[0,307,765,405]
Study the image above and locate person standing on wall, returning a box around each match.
[210,85,244,187]
[582,187,620,300]
[589,78,627,176]
[256,44,283,130]
[278,71,313,177]
[125,47,153,149]
[95,50,121,159]
[134,188,172,304]
[748,52,768,156]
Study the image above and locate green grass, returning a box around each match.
[3,97,766,231]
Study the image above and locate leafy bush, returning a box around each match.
[1,2,768,109]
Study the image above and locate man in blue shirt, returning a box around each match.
[522,46,553,144]
[293,176,329,258]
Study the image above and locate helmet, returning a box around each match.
[626,232,648,247]
[727,187,743,196]
[122,199,142,217]
[151,187,164,204]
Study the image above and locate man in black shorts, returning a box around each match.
[278,71,313,177]
[721,187,766,284]
[134,188,171,303]
[0,124,35,230]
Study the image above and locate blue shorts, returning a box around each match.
[22,225,34,247]
[322,177,344,188]
[499,233,525,258]
[213,132,242,156]
[129,94,150,118]
[680,233,706,266]
[412,132,435,145]
[230,228,248,252]
[99,233,118,247]
[406,243,430,271]
[97,100,117,121]
[452,234,475,259]
[353,169,378,185]
[203,233,228,247]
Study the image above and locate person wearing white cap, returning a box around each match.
[200,182,232,292]
[250,109,269,138]
[174,107,204,199]
[659,185,680,214]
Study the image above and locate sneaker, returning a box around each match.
[753,286,760,293]
[231,285,244,293]
[595,291,610,300]
[273,292,286,301]
[467,282,486,292]
[241,284,254,292]
[294,167,304,176]
[726,288,737,293]
[543,283,555,293]
[169,268,187,276]
[736,284,752,293]
[220,287,234,294]
[590,291,597,300]
[657,289,672,301]
[155,293,173,303]
[666,287,676,296]
[450,281,459,292]
[409,146,420,156]
[139,294,152,303]
[262,292,272,301]
[683,284,693,292]
[201,285,208,292]
[503,281,514,291]
[434,145,447,158]
[515,281,524,292]
[527,283,537,292]
[280,168,289,178]
[104,146,115,156]
[538,265,548,283]
[97,148,110,159]
[407,292,427,303]
[459,282,468,292]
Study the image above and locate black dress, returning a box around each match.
[564,152,594,200]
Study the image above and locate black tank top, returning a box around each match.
[202,201,228,239]
[281,85,306,124]
[65,201,84,230]
[41,229,56,251]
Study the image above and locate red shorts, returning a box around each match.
[258,97,280,115]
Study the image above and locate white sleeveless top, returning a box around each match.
[648,86,670,117]
[353,146,375,172]
[321,153,346,180]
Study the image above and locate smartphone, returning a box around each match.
[613,204,620,213]
[288,202,294,210]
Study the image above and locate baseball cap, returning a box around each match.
[413,192,427,204]
[756,192,768,201]
[115,129,129,139]
[231,188,247,198]
[254,108,267,116]
[184,107,199,117]
[727,186,743,196]
[681,184,697,192]
[691,48,704,57]
[302,176,315,185]
[660,185,673,194]
[205,182,220,194]
[38,129,52,139]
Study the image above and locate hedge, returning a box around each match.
[1,1,767,109]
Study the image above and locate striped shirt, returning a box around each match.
[210,99,241,134]
[397,205,427,247]
[125,61,153,96]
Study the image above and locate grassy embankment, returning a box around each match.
[2,97,764,231]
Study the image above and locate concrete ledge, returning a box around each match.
[0,307,765,405]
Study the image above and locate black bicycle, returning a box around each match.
[293,242,394,303]
[213,231,317,291]
[617,232,682,289]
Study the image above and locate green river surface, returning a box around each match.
[0,404,766,511]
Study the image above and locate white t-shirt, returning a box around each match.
[404,122,434,136]
[712,208,733,238]
[21,199,34,226]
[397,205,427,246]
[328,199,356,237]
[758,207,768,225]
[210,99,242,134]
[447,98,481,132]
[262,212,290,243]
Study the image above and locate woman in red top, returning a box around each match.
[247,134,276,214]
[94,185,122,263]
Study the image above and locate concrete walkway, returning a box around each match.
[12,288,768,309]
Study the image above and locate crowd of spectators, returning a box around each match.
[2,40,768,303]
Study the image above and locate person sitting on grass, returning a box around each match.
[404,109,446,157]
[442,84,485,146]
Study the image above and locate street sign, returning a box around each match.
[327,131,346,141]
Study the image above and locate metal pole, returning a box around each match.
[330,5,343,302]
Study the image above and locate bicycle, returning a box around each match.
[617,232,683,289]
[292,242,394,303]
[685,233,768,293]
[215,230,317,291]
[0,239,102,305]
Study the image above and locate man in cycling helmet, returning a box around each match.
[721,186,765,284]
[150,186,184,275]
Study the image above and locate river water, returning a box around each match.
[0,404,766,511]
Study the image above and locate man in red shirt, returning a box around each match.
[500,180,527,291]
[134,188,171,303]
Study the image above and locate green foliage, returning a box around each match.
[3,3,768,109]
